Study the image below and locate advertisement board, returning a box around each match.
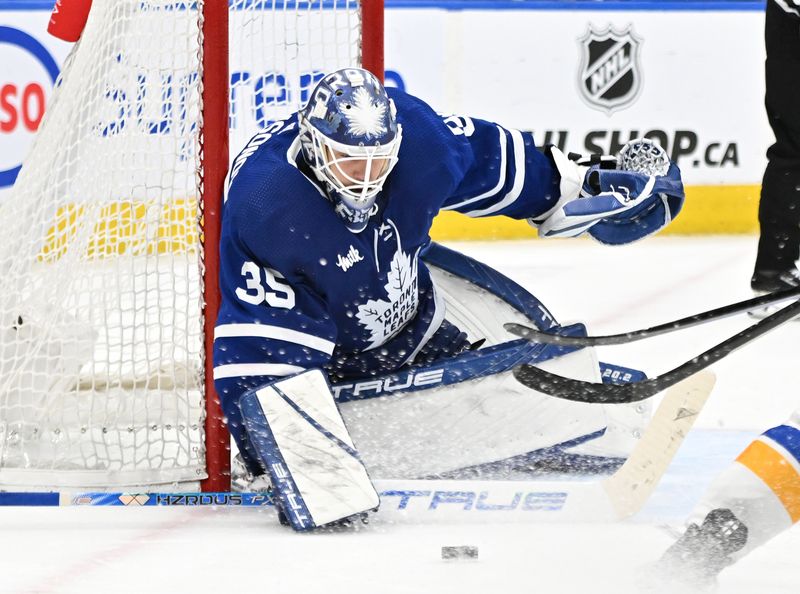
[386,6,768,186]
[0,8,70,202]
[0,1,769,235]
[384,3,768,236]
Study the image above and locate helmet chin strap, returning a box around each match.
[332,193,377,233]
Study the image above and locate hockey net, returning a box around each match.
[0,0,377,490]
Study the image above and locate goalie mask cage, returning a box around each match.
[0,0,383,492]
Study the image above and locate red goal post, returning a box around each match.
[0,0,384,494]
[201,0,385,492]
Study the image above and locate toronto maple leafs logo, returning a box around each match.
[344,87,388,139]
[356,222,419,349]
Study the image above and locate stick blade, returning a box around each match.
[513,363,669,403]
[602,370,716,520]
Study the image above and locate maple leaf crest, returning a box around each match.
[356,246,419,349]
[344,87,388,139]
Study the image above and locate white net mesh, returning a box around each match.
[0,0,362,489]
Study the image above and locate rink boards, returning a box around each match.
[0,1,771,237]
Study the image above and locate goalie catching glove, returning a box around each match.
[534,138,685,245]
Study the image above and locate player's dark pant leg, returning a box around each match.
[756,1,800,272]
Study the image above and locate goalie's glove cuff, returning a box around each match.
[533,146,622,238]
[550,146,590,206]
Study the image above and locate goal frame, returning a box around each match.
[200,0,385,491]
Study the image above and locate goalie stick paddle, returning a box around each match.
[504,285,800,347]
[513,297,800,403]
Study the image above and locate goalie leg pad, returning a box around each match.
[240,369,379,531]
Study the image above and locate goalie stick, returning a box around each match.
[513,297,800,403]
[0,373,713,522]
[504,285,800,347]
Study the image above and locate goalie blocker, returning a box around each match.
[240,369,379,531]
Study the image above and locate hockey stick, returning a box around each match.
[504,285,800,347]
[600,370,714,519]
[513,298,800,403]
[0,372,714,522]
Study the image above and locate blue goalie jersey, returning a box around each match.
[213,88,560,434]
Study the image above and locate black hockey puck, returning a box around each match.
[441,545,479,560]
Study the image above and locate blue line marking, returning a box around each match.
[0,1,54,9]
[0,492,59,506]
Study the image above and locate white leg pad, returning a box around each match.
[240,369,379,531]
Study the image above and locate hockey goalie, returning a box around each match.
[212,68,686,530]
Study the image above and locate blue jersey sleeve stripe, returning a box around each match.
[763,424,800,465]
[464,128,526,217]
[213,363,305,381]
[442,126,508,211]
[215,323,336,355]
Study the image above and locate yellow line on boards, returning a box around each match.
[429,185,761,240]
[35,185,762,262]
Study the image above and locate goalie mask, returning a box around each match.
[299,68,402,233]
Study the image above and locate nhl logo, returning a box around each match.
[578,25,643,114]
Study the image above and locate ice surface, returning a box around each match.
[1,236,797,594]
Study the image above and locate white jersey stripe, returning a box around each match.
[776,1,800,18]
[215,323,336,355]
[441,126,507,211]
[757,434,800,477]
[213,363,305,380]
[464,128,526,217]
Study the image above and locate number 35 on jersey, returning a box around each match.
[235,261,295,309]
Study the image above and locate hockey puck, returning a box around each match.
[441,545,479,560]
